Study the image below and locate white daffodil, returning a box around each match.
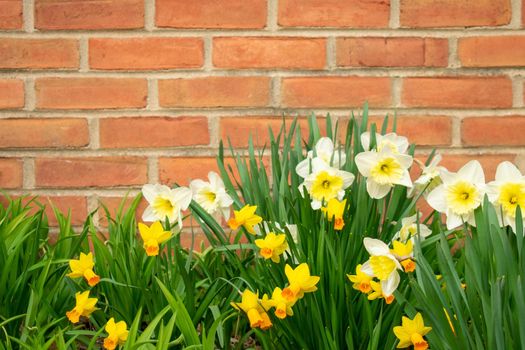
[190,171,234,221]
[426,160,485,230]
[360,238,402,281]
[141,184,192,227]
[361,132,409,154]
[355,149,413,199]
[486,161,525,233]
[393,213,432,242]
[301,163,355,210]
[408,154,445,198]
[296,137,346,178]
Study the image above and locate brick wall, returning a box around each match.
[0,0,524,228]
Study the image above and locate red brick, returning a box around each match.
[279,0,390,28]
[156,0,266,29]
[159,157,219,186]
[337,37,448,67]
[158,77,270,108]
[458,36,525,67]
[97,196,147,227]
[402,77,512,108]
[0,79,24,109]
[439,154,516,181]
[365,115,453,146]
[0,0,22,29]
[462,116,525,146]
[36,78,147,110]
[0,158,22,189]
[281,77,391,108]
[0,118,88,148]
[35,157,147,188]
[100,117,209,148]
[213,37,326,69]
[400,0,511,28]
[0,39,78,69]
[89,38,204,70]
[220,116,328,148]
[35,0,144,30]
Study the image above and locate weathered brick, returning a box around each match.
[337,37,448,67]
[158,77,270,108]
[0,39,78,69]
[89,38,204,70]
[458,36,525,67]
[0,158,22,189]
[213,37,326,69]
[0,0,22,29]
[35,0,144,30]
[0,118,89,148]
[159,157,219,186]
[462,116,525,146]
[35,157,147,188]
[100,117,209,148]
[156,0,266,29]
[36,78,147,110]
[281,77,391,108]
[279,0,390,28]
[400,0,511,28]
[402,77,512,108]
[0,79,24,109]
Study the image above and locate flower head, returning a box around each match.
[231,289,272,330]
[296,137,346,178]
[361,238,402,281]
[281,263,320,302]
[347,264,373,294]
[395,213,432,242]
[141,184,192,227]
[301,163,354,210]
[103,318,128,350]
[368,276,399,304]
[322,198,347,230]
[409,154,445,198]
[487,161,525,233]
[190,171,234,220]
[66,291,98,323]
[255,232,288,263]
[227,205,263,235]
[355,149,413,199]
[393,313,432,349]
[138,221,171,256]
[270,287,295,319]
[67,252,100,287]
[361,132,409,154]
[427,160,485,229]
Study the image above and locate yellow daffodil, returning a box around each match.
[141,184,192,227]
[368,274,399,305]
[281,263,320,302]
[103,318,128,350]
[66,291,98,323]
[427,160,485,229]
[67,252,100,287]
[254,232,288,263]
[355,148,413,199]
[231,289,272,330]
[227,205,262,235]
[347,264,373,294]
[361,238,402,281]
[487,161,525,233]
[322,198,347,230]
[138,221,171,256]
[391,240,416,272]
[393,312,432,349]
[270,287,295,319]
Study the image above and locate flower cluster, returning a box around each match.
[231,263,319,329]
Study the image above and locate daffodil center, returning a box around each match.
[446,181,480,216]
[498,182,525,218]
[370,157,403,185]
[153,197,174,217]
[204,190,217,202]
[370,256,396,281]
[310,171,344,201]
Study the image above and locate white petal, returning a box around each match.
[363,237,390,256]
[218,192,234,207]
[338,170,355,188]
[311,199,322,210]
[495,161,523,183]
[189,179,207,194]
[366,179,391,199]
[395,170,413,188]
[382,271,400,296]
[295,158,312,178]
[141,206,156,222]
[458,160,485,185]
[439,168,457,185]
[446,211,464,230]
[360,260,374,277]
[221,206,231,220]
[361,132,371,151]
[142,184,158,203]
[172,187,193,210]
[395,153,413,170]
[485,181,500,202]
[384,133,409,154]
[426,184,447,213]
[315,137,334,157]
[208,171,224,189]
